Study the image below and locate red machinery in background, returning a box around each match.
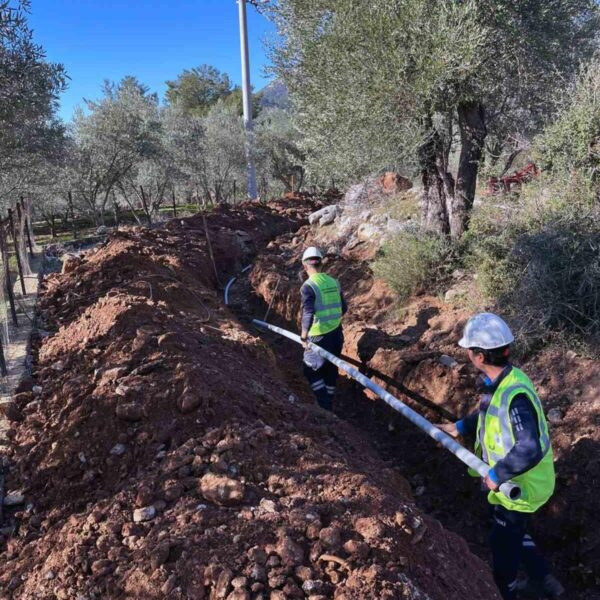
[486,162,539,195]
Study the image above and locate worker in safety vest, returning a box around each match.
[300,246,347,410]
[438,313,563,600]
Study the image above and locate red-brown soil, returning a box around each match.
[246,224,600,600]
[0,199,499,600]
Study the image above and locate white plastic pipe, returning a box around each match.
[252,319,521,501]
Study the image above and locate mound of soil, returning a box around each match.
[0,199,499,600]
[246,225,600,600]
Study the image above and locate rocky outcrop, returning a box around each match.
[307,172,416,252]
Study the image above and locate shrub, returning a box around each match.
[373,230,454,303]
[537,58,600,182]
[466,177,600,348]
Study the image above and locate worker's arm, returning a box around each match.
[486,394,543,487]
[300,284,316,340]
[455,413,478,436]
[437,412,477,438]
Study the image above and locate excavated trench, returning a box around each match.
[0,198,503,600]
[233,223,600,600]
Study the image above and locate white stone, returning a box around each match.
[259,498,278,513]
[308,205,338,227]
[115,384,130,397]
[32,386,42,395]
[547,408,563,424]
[110,443,126,456]
[385,219,405,235]
[3,492,25,506]
[133,506,156,523]
[356,223,382,242]
[439,355,459,368]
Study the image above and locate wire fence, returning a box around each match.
[0,198,38,377]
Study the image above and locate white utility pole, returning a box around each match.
[237,0,258,200]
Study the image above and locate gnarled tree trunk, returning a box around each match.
[452,102,487,238]
[419,116,453,236]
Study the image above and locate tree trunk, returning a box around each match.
[139,185,152,226]
[113,198,120,228]
[452,102,487,239]
[418,122,451,236]
[68,191,79,240]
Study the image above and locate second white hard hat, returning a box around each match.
[458,313,514,349]
[302,246,323,262]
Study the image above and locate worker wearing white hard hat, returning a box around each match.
[302,246,323,262]
[299,246,347,411]
[439,313,562,600]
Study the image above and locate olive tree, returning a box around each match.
[266,0,600,238]
[165,65,235,116]
[255,107,305,193]
[71,77,161,224]
[163,102,246,204]
[538,57,600,183]
[0,1,66,209]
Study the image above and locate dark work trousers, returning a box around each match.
[489,504,550,599]
[303,326,344,411]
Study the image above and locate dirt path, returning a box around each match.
[0,256,43,494]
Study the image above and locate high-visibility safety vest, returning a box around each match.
[302,273,343,337]
[471,367,555,513]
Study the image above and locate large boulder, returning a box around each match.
[308,205,339,227]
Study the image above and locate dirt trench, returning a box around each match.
[239,224,600,600]
[0,198,501,600]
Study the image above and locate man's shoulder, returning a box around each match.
[506,366,536,389]
[301,281,315,295]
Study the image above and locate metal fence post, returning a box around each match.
[8,208,26,296]
[0,220,18,327]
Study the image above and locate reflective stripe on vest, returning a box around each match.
[304,273,342,337]
[497,384,551,455]
[471,367,555,513]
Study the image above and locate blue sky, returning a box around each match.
[28,0,276,122]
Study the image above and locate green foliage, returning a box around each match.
[0,0,67,206]
[255,107,304,192]
[466,177,600,347]
[537,58,600,181]
[373,230,453,303]
[221,87,263,118]
[266,0,600,188]
[165,65,235,116]
[70,76,162,222]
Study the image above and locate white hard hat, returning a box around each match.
[458,313,514,349]
[302,246,323,262]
